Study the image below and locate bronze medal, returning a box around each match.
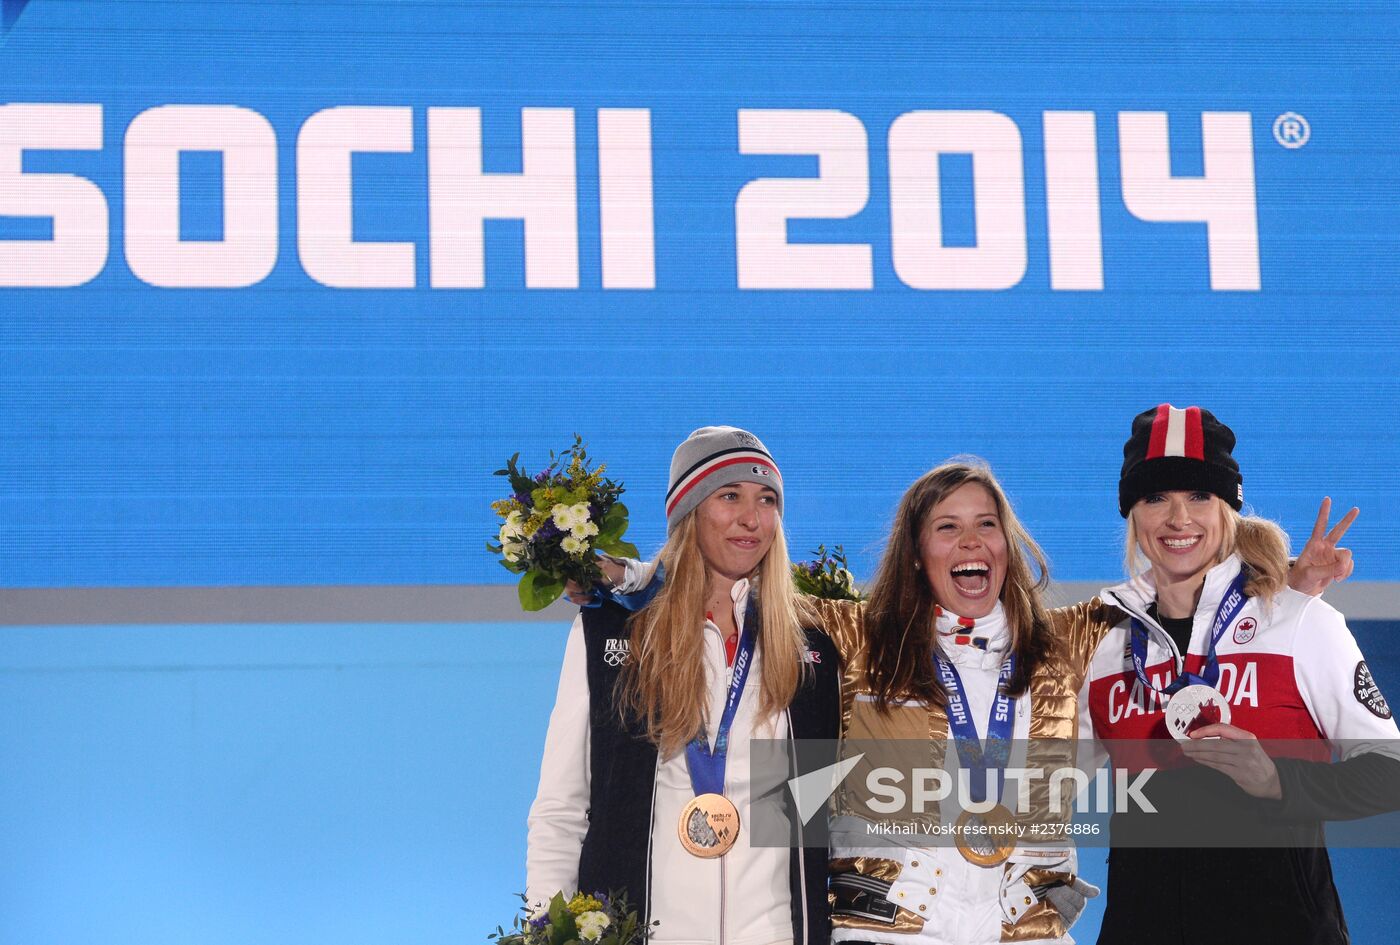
[678,793,740,858]
[954,805,1018,867]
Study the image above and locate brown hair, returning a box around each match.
[616,511,813,758]
[863,460,1058,711]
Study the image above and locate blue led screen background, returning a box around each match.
[1,1,1397,589]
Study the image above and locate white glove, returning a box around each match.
[1039,876,1101,928]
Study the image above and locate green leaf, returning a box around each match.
[549,911,577,945]
[519,570,567,611]
[594,537,638,558]
[602,501,628,530]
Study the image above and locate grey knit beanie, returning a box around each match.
[665,426,783,533]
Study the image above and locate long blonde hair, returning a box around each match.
[616,511,813,758]
[1124,499,1289,600]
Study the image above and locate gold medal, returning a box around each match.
[678,793,740,858]
[954,805,1018,867]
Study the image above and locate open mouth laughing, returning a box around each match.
[950,560,992,598]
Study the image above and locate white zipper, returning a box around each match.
[644,755,659,932]
[788,707,809,944]
[719,852,727,945]
[1105,589,1187,673]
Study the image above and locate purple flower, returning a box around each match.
[529,914,549,930]
[807,562,821,575]
[514,491,531,506]
[534,471,549,483]
[537,521,561,541]
[593,891,610,907]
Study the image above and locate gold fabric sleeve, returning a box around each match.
[803,595,867,664]
[1048,597,1123,680]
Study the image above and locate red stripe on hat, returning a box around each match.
[665,456,779,516]
[1146,404,1171,459]
[1184,406,1205,460]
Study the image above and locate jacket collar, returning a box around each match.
[1102,553,1245,635]
[705,577,753,636]
[934,601,1011,669]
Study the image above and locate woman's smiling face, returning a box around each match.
[1131,489,1227,586]
[694,480,779,584]
[917,482,1008,618]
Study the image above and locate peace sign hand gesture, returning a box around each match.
[1287,498,1358,597]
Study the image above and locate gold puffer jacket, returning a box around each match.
[808,597,1120,945]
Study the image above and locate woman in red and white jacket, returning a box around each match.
[1079,404,1400,945]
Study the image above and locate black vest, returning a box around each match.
[577,600,840,944]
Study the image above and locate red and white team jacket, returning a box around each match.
[1079,554,1398,751]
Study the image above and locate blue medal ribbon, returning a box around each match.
[1128,571,1248,696]
[935,650,1017,804]
[684,599,758,798]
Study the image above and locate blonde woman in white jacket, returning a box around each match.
[527,426,843,945]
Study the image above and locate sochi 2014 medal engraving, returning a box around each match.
[679,792,740,858]
[1165,683,1231,741]
[954,805,1018,867]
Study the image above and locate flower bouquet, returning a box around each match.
[490,891,653,945]
[488,436,639,611]
[791,544,864,602]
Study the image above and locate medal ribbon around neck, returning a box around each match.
[1129,571,1248,696]
[684,598,759,798]
[934,650,1017,804]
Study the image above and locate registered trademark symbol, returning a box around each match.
[1273,112,1310,149]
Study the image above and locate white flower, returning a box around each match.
[500,511,526,542]
[576,911,611,942]
[499,512,529,563]
[570,520,599,540]
[552,503,584,530]
[561,535,585,556]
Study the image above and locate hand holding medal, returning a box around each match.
[1178,721,1283,799]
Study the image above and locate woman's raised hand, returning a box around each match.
[563,554,629,605]
[1288,498,1359,596]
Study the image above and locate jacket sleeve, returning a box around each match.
[801,596,865,664]
[1049,597,1121,679]
[1271,595,1400,821]
[525,615,591,905]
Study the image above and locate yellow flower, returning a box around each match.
[491,498,524,517]
[566,893,604,915]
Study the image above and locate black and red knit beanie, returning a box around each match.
[1119,404,1243,517]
